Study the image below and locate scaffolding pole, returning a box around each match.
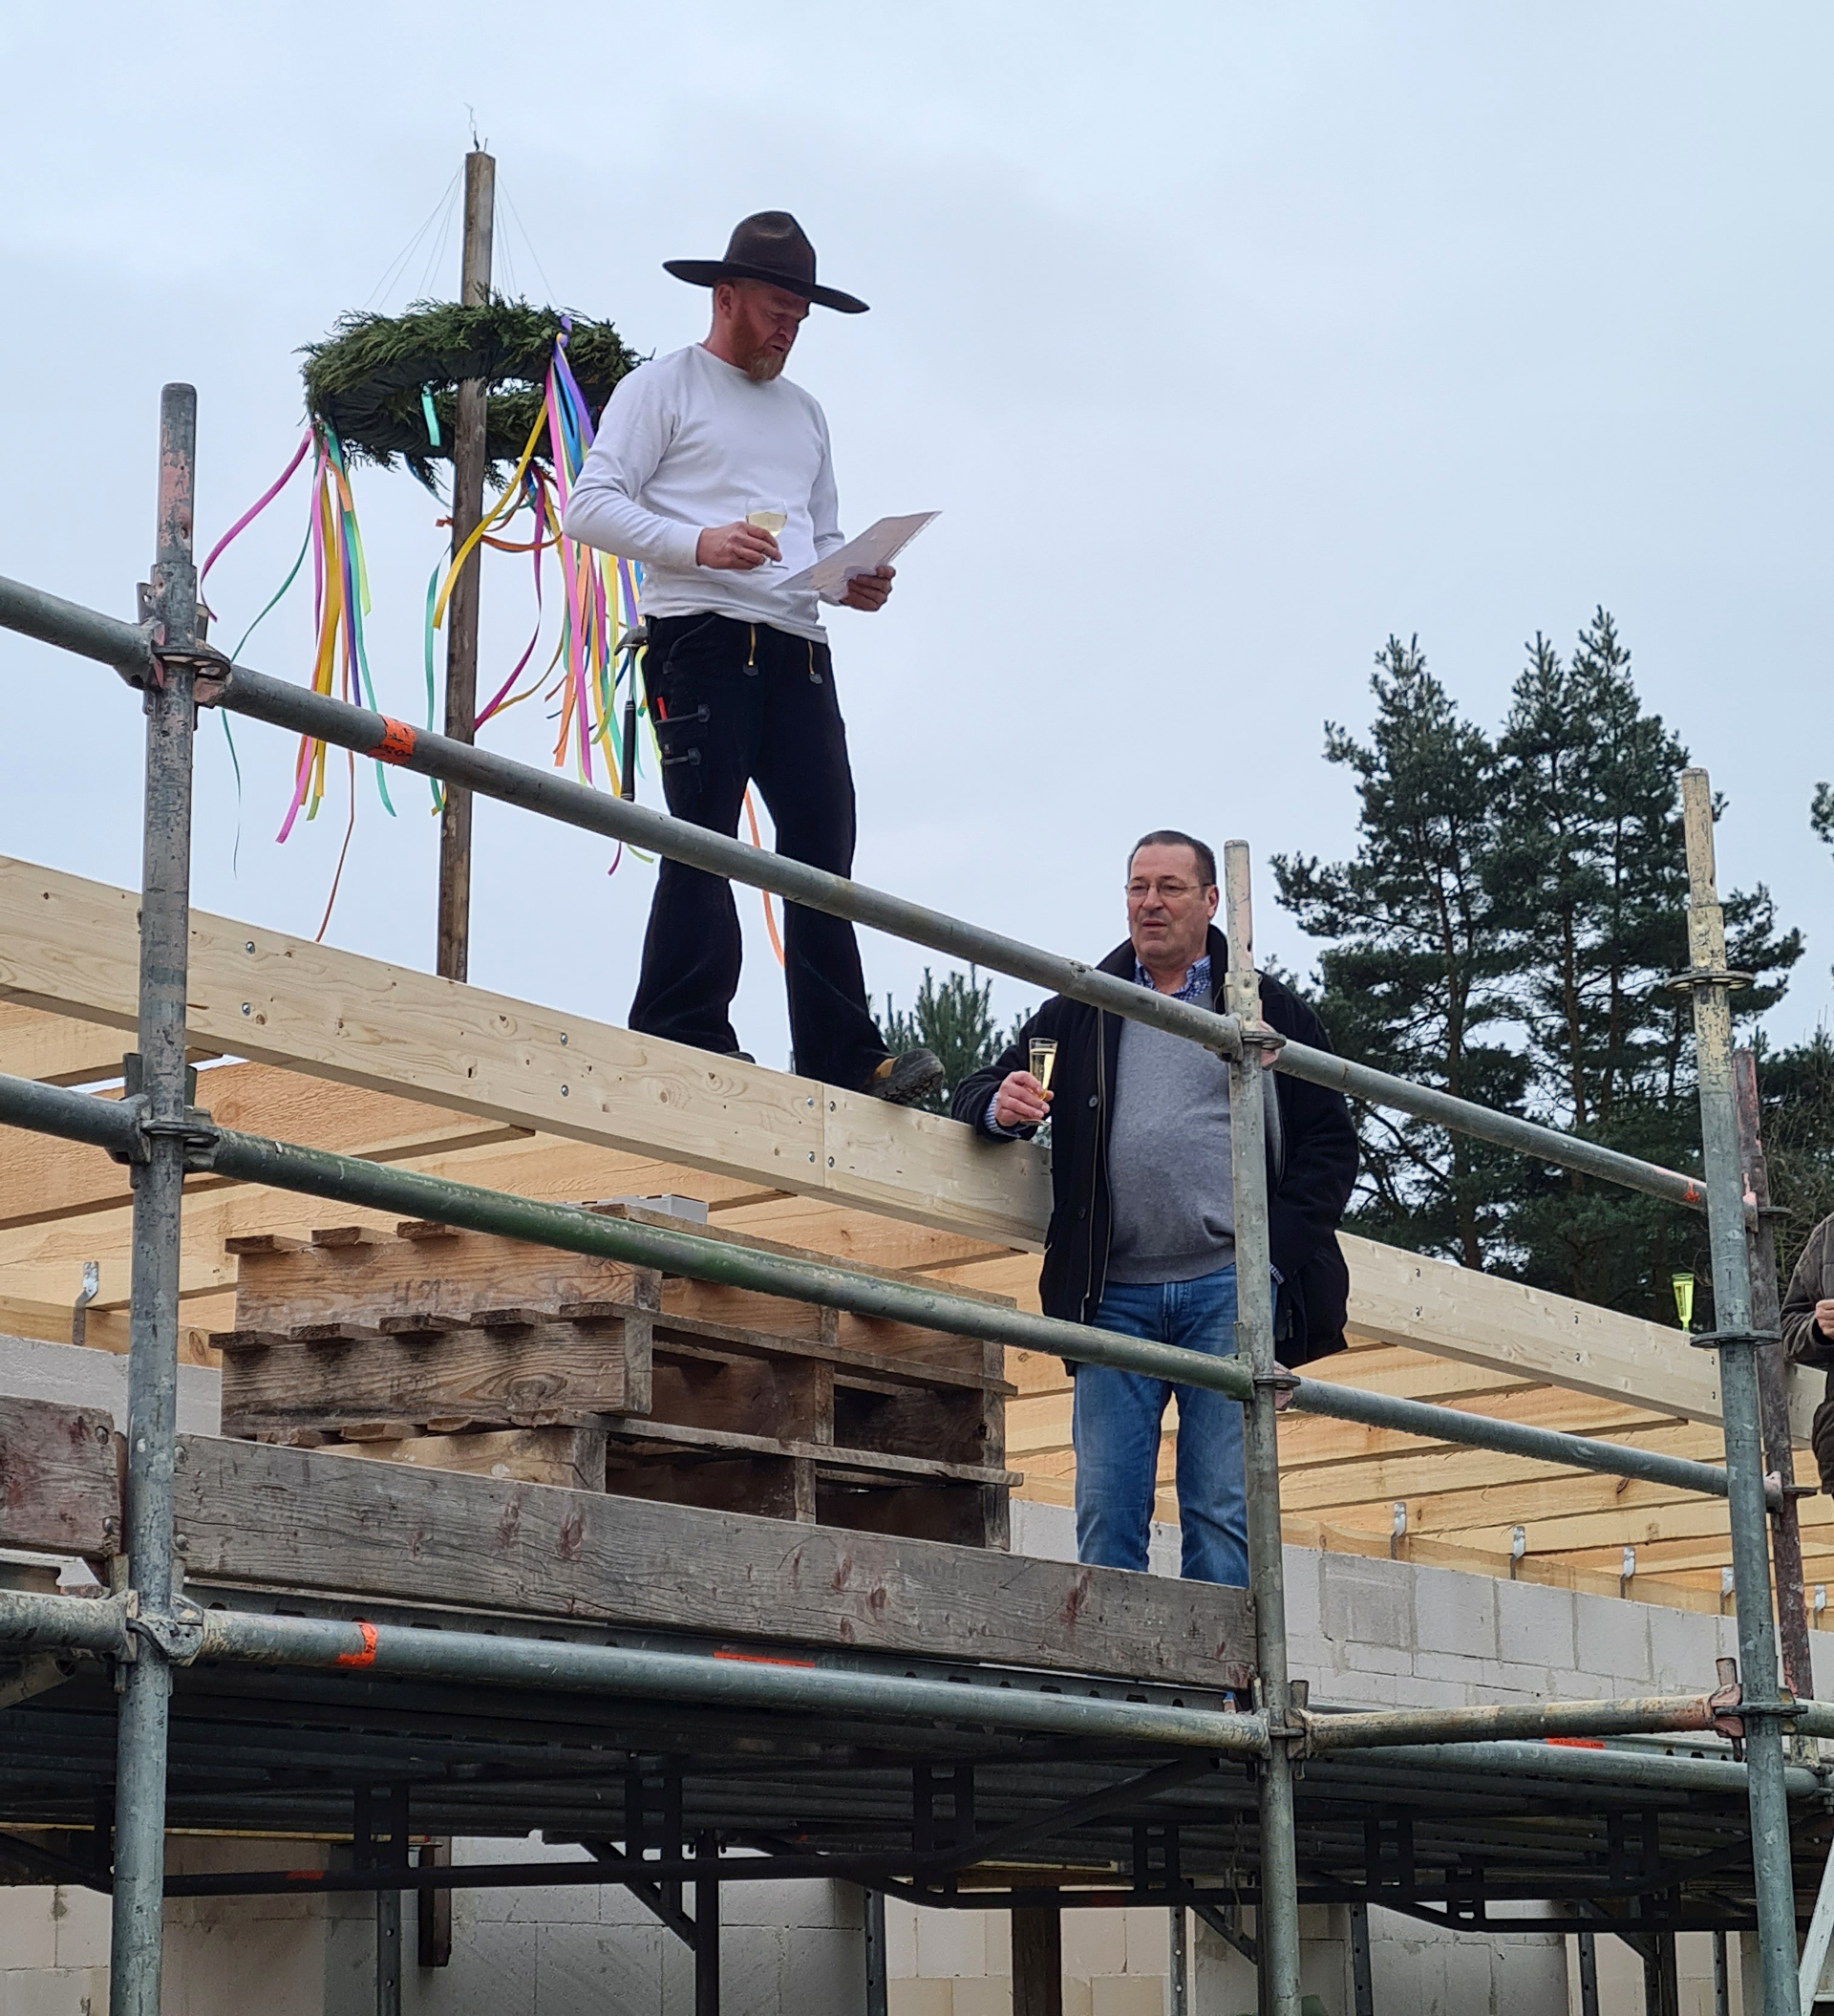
[1679,769,1801,2016]
[107,384,202,2016]
[1224,842,1302,2016]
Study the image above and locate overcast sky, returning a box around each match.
[4,5,1830,1070]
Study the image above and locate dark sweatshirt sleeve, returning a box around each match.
[1260,982,1360,1281]
[1782,1217,1834,1368]
[951,1000,1059,1138]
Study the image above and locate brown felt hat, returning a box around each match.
[664,211,868,314]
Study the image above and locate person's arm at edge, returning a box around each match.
[563,371,703,570]
[1782,1218,1834,1368]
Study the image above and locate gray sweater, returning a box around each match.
[1105,1018,1237,1284]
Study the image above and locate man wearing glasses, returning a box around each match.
[953,831,1358,1586]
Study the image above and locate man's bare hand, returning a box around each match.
[1816,1298,1834,1340]
[697,521,779,570]
[840,565,894,611]
[992,1070,1052,1130]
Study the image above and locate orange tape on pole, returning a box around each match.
[373,718,417,766]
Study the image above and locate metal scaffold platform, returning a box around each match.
[1,383,1830,2016]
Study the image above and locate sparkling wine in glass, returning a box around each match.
[1029,1037,1057,1095]
[746,499,789,567]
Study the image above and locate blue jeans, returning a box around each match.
[1073,1264,1249,1587]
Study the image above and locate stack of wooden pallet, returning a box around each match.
[210,1203,1017,1548]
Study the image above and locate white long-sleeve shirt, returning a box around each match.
[564,344,846,643]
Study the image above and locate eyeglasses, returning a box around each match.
[1125,880,1210,902]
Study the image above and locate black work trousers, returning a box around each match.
[629,612,887,1090]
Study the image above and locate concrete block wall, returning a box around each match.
[1567,1930,1749,2016]
[884,1898,1171,2014]
[326,1839,868,2016]
[1276,1540,1747,1711]
[1190,1903,1575,2016]
[0,1879,110,2015]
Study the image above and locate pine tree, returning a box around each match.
[1272,638,1526,1269]
[1282,611,1803,1319]
[1488,611,1802,1316]
[1760,1029,1834,1285]
[882,968,1032,1115]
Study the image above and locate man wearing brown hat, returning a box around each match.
[565,212,943,1104]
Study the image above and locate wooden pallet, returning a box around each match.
[213,1206,1017,1548]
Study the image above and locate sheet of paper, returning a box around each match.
[783,512,940,601]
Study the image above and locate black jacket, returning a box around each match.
[952,926,1359,1364]
[1781,1212,1834,1495]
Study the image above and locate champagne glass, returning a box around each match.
[745,498,789,568]
[1029,1037,1057,1095]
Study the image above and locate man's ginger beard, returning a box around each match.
[743,348,786,383]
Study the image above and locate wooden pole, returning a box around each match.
[1734,1045,1813,1700]
[436,148,495,981]
[1010,1907,1062,2016]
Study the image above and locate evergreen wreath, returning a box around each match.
[301,296,642,483]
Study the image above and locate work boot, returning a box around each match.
[862,1049,946,1105]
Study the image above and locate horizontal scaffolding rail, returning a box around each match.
[0,1588,1783,1766]
[0,1066,1762,1506]
[0,1591,1268,1756]
[0,570,1718,1217]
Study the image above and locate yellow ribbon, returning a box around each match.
[432,402,547,632]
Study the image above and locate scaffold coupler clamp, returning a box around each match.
[1247,1017,1286,1055]
[1282,1680,1314,1763]
[1708,1655,1759,1754]
[130,583,233,702]
[110,1056,221,1173]
[1221,1011,1285,1066]
[121,1592,205,1667]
